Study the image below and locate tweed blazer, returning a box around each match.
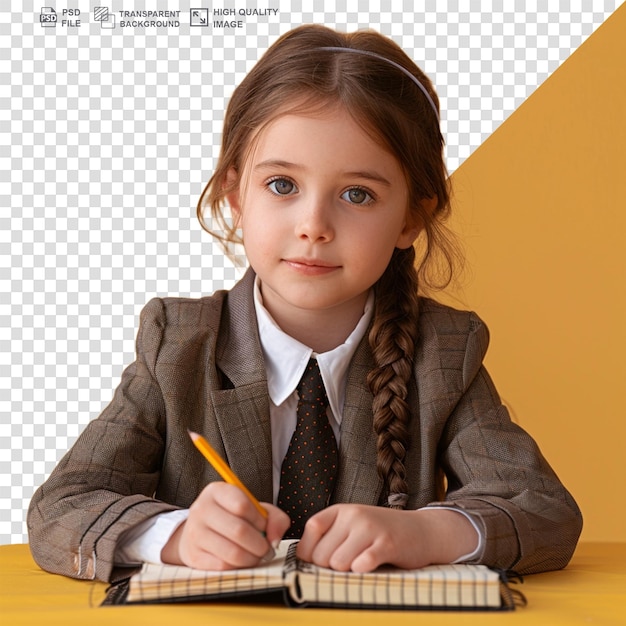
[28,269,582,582]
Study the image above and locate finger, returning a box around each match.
[262,503,291,548]
[179,524,264,571]
[350,544,389,574]
[182,510,270,569]
[296,506,340,563]
[203,482,264,523]
[200,482,271,538]
[190,483,271,560]
[311,521,373,571]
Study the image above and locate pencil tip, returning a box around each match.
[187,429,199,440]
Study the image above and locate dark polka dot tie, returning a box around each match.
[277,358,338,538]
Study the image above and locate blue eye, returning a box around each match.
[341,187,373,205]
[268,178,297,195]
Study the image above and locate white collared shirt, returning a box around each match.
[253,278,374,500]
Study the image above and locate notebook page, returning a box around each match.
[293,562,502,608]
[126,542,291,603]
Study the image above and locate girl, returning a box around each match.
[28,25,582,583]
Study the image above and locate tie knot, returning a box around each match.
[298,358,328,406]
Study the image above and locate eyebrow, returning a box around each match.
[254,159,392,186]
[254,159,302,172]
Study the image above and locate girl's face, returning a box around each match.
[229,104,418,337]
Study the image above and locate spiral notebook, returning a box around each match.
[104,540,519,610]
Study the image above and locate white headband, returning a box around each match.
[319,46,440,121]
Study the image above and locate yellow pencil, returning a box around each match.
[188,430,268,519]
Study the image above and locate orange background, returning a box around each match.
[443,5,626,542]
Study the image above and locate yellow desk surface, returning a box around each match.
[1,542,625,626]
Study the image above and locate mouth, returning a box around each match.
[284,257,338,267]
[282,258,340,275]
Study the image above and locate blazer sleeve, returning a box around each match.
[429,312,583,575]
[27,298,181,582]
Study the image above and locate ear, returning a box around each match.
[395,196,438,249]
[395,221,420,249]
[224,168,242,226]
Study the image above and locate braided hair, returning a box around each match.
[365,246,419,507]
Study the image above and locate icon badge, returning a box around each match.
[40,7,57,27]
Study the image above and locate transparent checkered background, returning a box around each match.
[1,0,620,544]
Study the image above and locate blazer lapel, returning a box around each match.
[210,269,274,504]
[210,386,273,504]
[332,336,384,505]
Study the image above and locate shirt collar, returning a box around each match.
[253,277,374,420]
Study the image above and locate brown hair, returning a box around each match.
[197,25,461,508]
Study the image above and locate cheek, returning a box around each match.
[240,214,276,256]
[348,232,397,278]
[357,219,405,254]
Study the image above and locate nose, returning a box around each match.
[294,196,334,243]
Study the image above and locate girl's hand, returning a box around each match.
[296,504,479,573]
[161,482,291,570]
